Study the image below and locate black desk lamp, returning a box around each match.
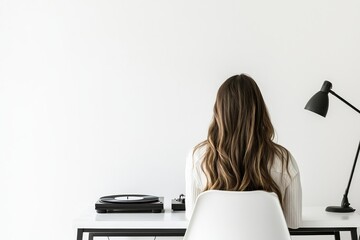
[305,81,360,213]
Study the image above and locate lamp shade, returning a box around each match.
[304,81,332,117]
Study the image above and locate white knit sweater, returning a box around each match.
[185,146,302,229]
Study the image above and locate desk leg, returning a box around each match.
[88,233,94,240]
[349,228,358,240]
[77,229,84,240]
[334,231,340,240]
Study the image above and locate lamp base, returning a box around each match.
[326,206,355,213]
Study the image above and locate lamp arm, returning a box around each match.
[341,141,360,208]
[329,90,360,114]
[329,90,359,209]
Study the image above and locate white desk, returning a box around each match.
[75,207,360,240]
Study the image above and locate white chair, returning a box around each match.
[183,190,291,240]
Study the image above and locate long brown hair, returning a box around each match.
[194,74,290,206]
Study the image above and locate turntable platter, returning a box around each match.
[100,194,159,204]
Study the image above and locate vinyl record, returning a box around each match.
[100,194,159,204]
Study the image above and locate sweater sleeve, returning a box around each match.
[283,171,302,229]
[185,150,202,220]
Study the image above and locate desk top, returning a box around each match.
[301,207,360,228]
[75,207,360,229]
[76,209,187,229]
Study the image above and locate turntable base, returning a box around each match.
[95,194,164,213]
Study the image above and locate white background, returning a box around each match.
[1,0,360,239]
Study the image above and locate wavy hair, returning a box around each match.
[194,74,290,207]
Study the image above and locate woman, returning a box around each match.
[185,74,302,229]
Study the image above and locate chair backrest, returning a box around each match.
[183,190,291,240]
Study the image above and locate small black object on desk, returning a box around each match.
[172,194,186,211]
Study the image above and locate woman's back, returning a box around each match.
[185,145,302,228]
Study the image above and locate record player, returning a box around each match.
[95,194,164,213]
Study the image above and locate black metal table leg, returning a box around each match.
[334,231,340,240]
[349,228,358,240]
[88,232,94,240]
[77,229,84,240]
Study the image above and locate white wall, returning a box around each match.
[1,0,360,239]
